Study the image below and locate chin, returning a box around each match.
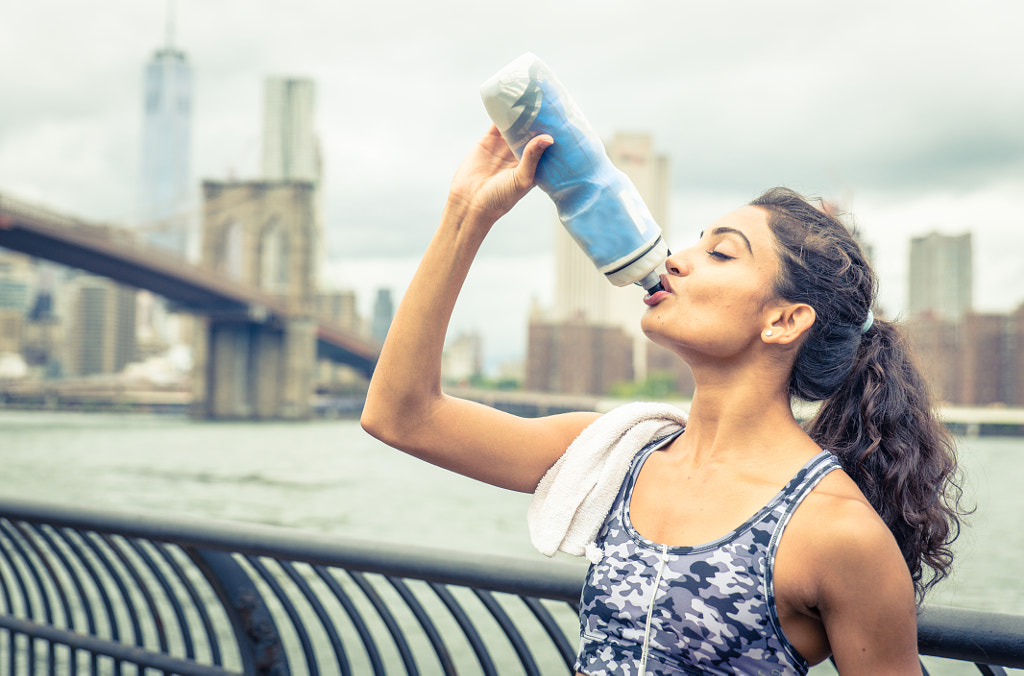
[642,326,680,355]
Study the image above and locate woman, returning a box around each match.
[361,127,965,674]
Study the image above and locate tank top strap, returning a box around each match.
[766,450,843,554]
[625,428,685,485]
[783,450,843,506]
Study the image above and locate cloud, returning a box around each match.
[3,0,1023,369]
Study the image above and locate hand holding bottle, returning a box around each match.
[447,126,554,225]
[480,53,668,293]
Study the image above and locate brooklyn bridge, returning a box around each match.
[0,184,380,420]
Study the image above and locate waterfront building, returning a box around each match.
[67,276,137,376]
[959,312,1016,406]
[909,232,972,321]
[905,313,962,406]
[905,305,1024,408]
[526,311,634,396]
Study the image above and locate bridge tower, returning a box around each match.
[192,180,318,419]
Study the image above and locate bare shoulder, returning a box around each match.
[794,470,907,580]
[784,469,920,673]
[787,470,915,619]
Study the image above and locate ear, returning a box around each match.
[762,303,816,345]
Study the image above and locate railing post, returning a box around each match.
[188,547,290,675]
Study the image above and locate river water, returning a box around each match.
[1,410,1022,673]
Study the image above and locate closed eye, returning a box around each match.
[707,250,734,261]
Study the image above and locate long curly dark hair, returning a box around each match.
[751,187,968,602]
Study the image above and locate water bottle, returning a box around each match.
[480,53,667,294]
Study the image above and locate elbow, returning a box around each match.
[360,399,396,444]
[360,373,402,443]
[360,387,431,449]
[361,366,444,448]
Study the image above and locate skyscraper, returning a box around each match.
[261,77,322,281]
[262,78,319,182]
[139,5,193,257]
[908,232,972,321]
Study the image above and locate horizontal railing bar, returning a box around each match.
[918,606,1024,668]
[0,497,587,601]
[0,615,240,675]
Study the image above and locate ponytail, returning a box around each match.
[806,318,966,601]
[751,187,968,602]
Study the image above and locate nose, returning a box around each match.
[665,247,693,276]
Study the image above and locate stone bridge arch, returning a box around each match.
[195,180,319,419]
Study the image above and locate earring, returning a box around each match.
[764,329,773,337]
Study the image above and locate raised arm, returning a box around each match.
[360,127,599,492]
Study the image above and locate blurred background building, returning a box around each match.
[903,230,1024,407]
[262,78,319,183]
[136,7,194,359]
[67,276,137,377]
[139,13,193,257]
[526,133,694,397]
[909,232,972,321]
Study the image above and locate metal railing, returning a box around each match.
[0,498,1022,675]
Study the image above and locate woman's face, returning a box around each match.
[641,205,783,360]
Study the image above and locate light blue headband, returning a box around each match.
[861,309,874,334]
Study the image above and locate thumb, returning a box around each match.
[514,134,554,186]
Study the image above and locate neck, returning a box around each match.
[677,364,806,465]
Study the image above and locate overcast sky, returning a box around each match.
[2,1,1022,370]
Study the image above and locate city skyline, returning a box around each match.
[2,1,1022,371]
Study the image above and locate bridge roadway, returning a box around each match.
[0,190,378,375]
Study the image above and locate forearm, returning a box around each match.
[361,200,492,445]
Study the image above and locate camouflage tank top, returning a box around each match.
[575,431,842,675]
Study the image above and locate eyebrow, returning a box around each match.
[701,226,754,255]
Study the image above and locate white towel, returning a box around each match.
[528,401,688,563]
